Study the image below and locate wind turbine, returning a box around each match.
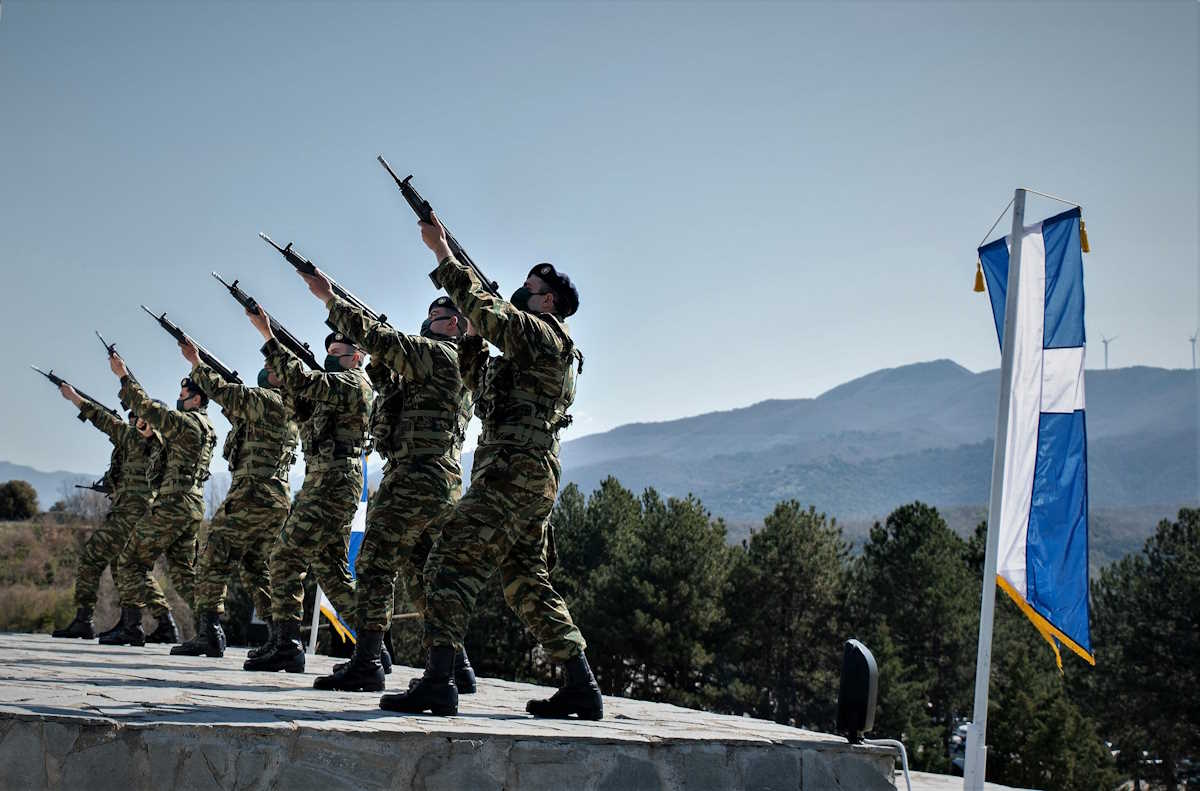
[1190,329,1198,370]
[1100,335,1117,370]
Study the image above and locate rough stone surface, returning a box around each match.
[0,632,898,790]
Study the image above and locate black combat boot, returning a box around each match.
[406,647,477,693]
[314,629,385,692]
[170,616,208,656]
[146,611,180,643]
[455,648,477,694]
[379,645,458,715]
[334,640,393,675]
[526,652,603,720]
[170,612,225,658]
[52,607,96,639]
[96,613,124,642]
[247,618,275,660]
[99,607,146,647]
[242,619,304,673]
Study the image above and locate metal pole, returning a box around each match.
[308,587,323,655]
[964,188,1026,791]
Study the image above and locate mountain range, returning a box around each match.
[6,360,1196,561]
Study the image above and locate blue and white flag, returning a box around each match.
[978,206,1094,668]
[313,453,368,645]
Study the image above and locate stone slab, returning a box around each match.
[0,633,897,789]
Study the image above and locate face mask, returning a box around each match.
[258,368,274,388]
[176,398,188,411]
[324,354,344,373]
[421,315,458,339]
[511,287,549,313]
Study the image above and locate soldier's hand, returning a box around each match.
[179,339,200,367]
[419,212,452,260]
[108,352,128,379]
[464,317,477,337]
[247,305,274,340]
[300,269,334,303]
[59,383,84,407]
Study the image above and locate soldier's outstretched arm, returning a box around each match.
[261,338,366,408]
[77,400,131,445]
[113,368,193,441]
[326,296,447,383]
[188,360,276,420]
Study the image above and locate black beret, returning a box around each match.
[180,376,204,395]
[528,263,579,318]
[325,331,357,350]
[428,296,461,315]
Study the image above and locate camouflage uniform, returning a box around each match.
[263,338,372,625]
[325,297,473,634]
[190,363,299,616]
[114,376,216,616]
[423,255,587,662]
[71,402,162,609]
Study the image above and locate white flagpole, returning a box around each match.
[964,188,1026,791]
[308,585,323,655]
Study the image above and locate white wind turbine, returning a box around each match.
[1100,335,1117,370]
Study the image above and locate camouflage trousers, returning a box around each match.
[268,463,362,624]
[353,459,460,633]
[424,445,586,662]
[115,491,204,617]
[194,476,291,616]
[73,491,151,609]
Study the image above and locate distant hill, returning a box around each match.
[0,462,95,511]
[550,362,1198,561]
[7,362,1195,562]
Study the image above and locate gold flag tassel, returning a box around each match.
[1079,219,1091,253]
[974,259,986,293]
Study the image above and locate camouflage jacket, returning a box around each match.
[262,338,373,471]
[190,362,299,487]
[435,255,582,459]
[77,401,163,499]
[119,376,216,498]
[327,297,473,469]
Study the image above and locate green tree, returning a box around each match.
[0,480,39,520]
[718,502,848,728]
[850,502,975,772]
[1088,508,1199,790]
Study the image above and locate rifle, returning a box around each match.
[376,155,502,298]
[76,480,112,496]
[96,330,137,386]
[211,272,322,371]
[31,366,121,418]
[258,233,391,332]
[139,305,243,384]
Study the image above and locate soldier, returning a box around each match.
[241,307,373,673]
[296,269,477,693]
[169,341,300,659]
[51,387,162,639]
[384,214,600,719]
[100,354,217,647]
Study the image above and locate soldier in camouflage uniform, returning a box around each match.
[100,353,217,647]
[51,385,162,639]
[293,269,477,692]
[170,340,299,659]
[387,214,601,719]
[241,306,373,674]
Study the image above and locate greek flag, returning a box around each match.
[312,453,368,647]
[978,206,1094,668]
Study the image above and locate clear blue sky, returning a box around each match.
[2,1,1196,475]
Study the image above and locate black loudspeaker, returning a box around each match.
[837,638,878,744]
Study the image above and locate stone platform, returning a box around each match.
[0,632,898,790]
